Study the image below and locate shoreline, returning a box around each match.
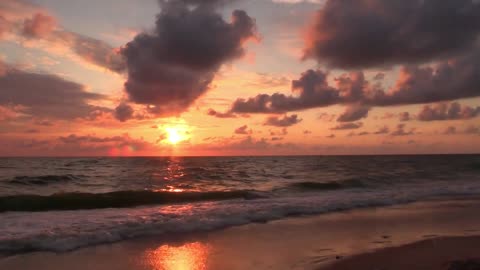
[321,236,480,270]
[2,197,480,269]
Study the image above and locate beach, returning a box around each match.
[1,197,480,270]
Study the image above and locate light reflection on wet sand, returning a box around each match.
[145,242,210,270]
[2,199,480,270]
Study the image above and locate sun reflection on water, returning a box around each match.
[163,157,186,181]
[145,242,210,270]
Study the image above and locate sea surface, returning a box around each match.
[1,155,480,254]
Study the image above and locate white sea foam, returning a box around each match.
[1,180,480,254]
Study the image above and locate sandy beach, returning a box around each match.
[1,197,480,270]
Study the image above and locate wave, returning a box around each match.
[0,190,265,212]
[1,181,480,255]
[8,174,80,185]
[289,179,366,191]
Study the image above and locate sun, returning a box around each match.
[165,127,184,145]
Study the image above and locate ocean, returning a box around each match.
[1,155,480,255]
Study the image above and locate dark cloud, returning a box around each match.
[34,119,54,126]
[337,105,370,122]
[234,125,251,135]
[231,70,356,114]
[318,112,336,122]
[0,68,108,120]
[347,131,370,137]
[230,47,480,114]
[399,112,411,122]
[0,105,24,121]
[443,125,480,135]
[207,108,237,118]
[270,127,288,136]
[326,134,335,138]
[417,102,480,121]
[374,126,390,135]
[465,126,480,135]
[24,129,39,133]
[56,31,126,73]
[0,16,8,38]
[303,0,480,69]
[374,73,385,80]
[114,103,134,122]
[22,12,56,38]
[391,124,416,136]
[121,0,257,116]
[331,122,362,130]
[303,130,312,134]
[264,114,302,127]
[443,126,457,135]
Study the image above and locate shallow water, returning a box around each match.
[1,155,480,254]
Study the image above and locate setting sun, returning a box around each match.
[163,124,191,145]
[166,127,182,145]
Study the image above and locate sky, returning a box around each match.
[0,0,479,156]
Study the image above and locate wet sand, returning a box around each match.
[321,236,480,270]
[1,197,480,270]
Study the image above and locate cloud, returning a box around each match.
[230,48,480,114]
[391,124,416,136]
[347,131,369,137]
[207,108,237,118]
[52,31,126,73]
[417,102,480,121]
[22,12,56,38]
[465,126,480,135]
[373,126,390,135]
[443,125,480,135]
[0,67,108,120]
[234,125,252,135]
[331,122,362,130]
[443,126,457,135]
[270,127,288,136]
[0,104,25,121]
[114,103,134,122]
[121,0,257,116]
[303,0,480,69]
[1,1,125,73]
[373,73,385,80]
[0,16,8,38]
[0,59,6,77]
[53,134,157,155]
[231,69,343,113]
[337,105,370,122]
[264,114,302,127]
[399,112,411,122]
[230,70,374,113]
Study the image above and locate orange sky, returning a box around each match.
[0,0,479,156]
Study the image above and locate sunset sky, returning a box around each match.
[1,0,479,156]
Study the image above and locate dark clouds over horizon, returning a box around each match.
[0,65,109,121]
[303,0,480,69]
[230,0,480,118]
[121,0,257,118]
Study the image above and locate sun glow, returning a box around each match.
[166,127,183,145]
[161,123,191,146]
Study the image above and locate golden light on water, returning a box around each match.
[145,242,210,270]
